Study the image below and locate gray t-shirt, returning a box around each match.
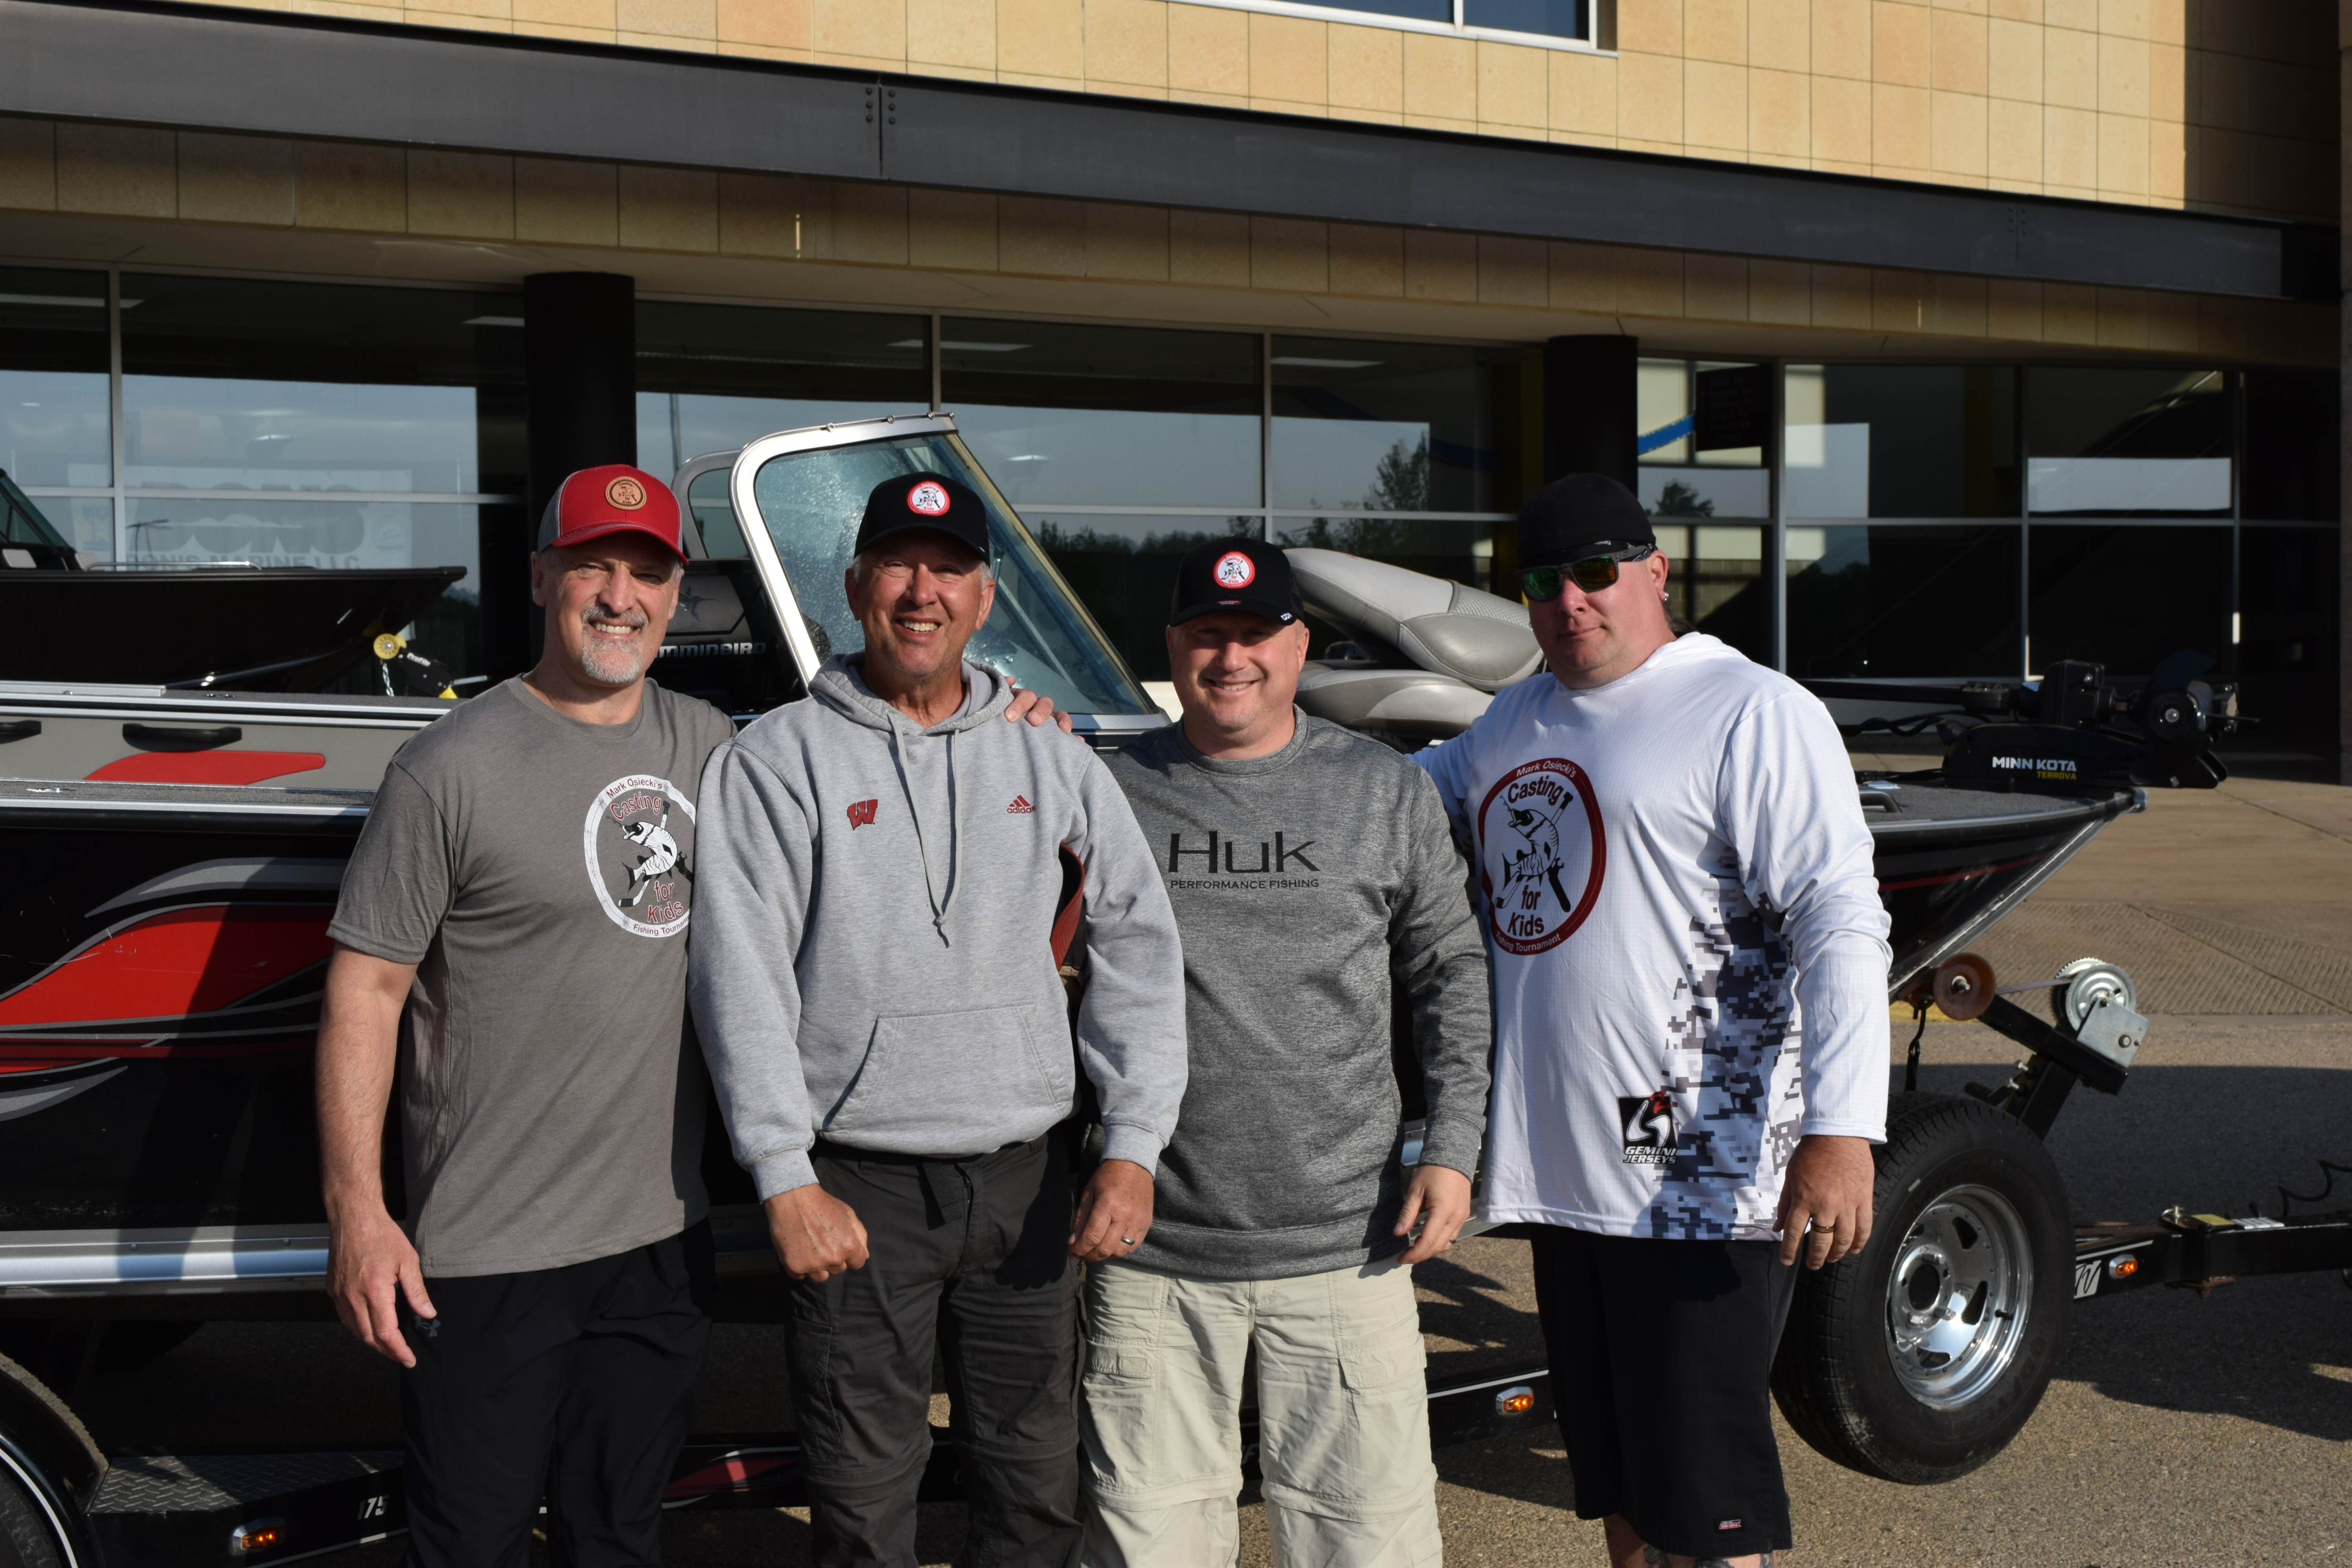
[329,677,737,1278]
[1105,712,1491,1281]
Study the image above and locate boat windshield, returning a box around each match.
[1,470,74,552]
[747,430,1157,717]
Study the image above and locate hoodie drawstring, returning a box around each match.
[887,719,961,947]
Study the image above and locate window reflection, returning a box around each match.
[945,320,1259,510]
[2028,524,2230,675]
[1786,525,2020,678]
[1786,365,2018,518]
[1272,339,1534,514]
[1653,523,1768,662]
[2025,369,2230,516]
[0,267,112,492]
[1639,358,1768,519]
[635,302,929,479]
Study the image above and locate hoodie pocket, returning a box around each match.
[826,1001,1070,1149]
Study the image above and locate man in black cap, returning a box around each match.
[1082,538,1491,1566]
[691,471,1189,1568]
[1416,475,1891,1568]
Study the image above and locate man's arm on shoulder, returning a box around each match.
[1390,768,1493,1261]
[689,739,827,1203]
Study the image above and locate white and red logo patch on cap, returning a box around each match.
[907,481,952,516]
[1212,551,1256,589]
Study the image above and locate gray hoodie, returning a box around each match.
[690,655,1188,1200]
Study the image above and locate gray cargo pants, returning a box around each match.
[785,1132,1081,1568]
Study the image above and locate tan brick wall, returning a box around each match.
[0,114,2327,364]
[163,0,2337,221]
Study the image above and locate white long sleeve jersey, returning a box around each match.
[1417,634,1892,1241]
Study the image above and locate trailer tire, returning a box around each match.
[0,1463,66,1568]
[1771,1092,2073,1485]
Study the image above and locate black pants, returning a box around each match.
[788,1133,1079,1568]
[1529,1226,1797,1562]
[402,1224,715,1568]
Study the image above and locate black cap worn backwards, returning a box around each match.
[1169,537,1302,628]
[1515,473,1656,568]
[856,472,989,559]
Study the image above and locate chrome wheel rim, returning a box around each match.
[1884,1184,2033,1409]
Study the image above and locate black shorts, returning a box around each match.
[1529,1226,1798,1561]
[403,1223,715,1568]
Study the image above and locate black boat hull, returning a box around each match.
[0,566,465,690]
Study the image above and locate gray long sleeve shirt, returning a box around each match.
[690,657,1189,1199]
[1105,712,1491,1281]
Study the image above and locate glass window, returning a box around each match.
[1653,523,1768,662]
[746,429,1157,715]
[944,319,1259,511]
[1463,0,1588,38]
[1273,338,1534,514]
[1032,515,1253,681]
[2240,370,2336,522]
[1786,525,2021,678]
[121,275,525,495]
[2025,368,2230,516]
[2028,524,2231,675]
[0,267,113,506]
[1638,358,1769,519]
[634,302,929,481]
[1786,365,2018,518]
[2237,525,2337,735]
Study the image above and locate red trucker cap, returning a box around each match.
[537,465,686,561]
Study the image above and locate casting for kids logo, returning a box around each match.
[1475,758,1606,955]
[583,775,697,938]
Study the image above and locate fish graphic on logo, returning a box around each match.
[1475,758,1606,956]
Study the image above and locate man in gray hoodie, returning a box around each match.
[690,471,1188,1568]
[1087,539,1491,1566]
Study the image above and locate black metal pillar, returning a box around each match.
[1542,334,1639,492]
[498,271,636,677]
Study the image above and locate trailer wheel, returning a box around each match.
[0,1462,67,1568]
[1771,1092,2073,1484]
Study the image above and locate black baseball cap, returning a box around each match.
[1515,473,1657,567]
[1169,538,1301,628]
[855,472,989,559]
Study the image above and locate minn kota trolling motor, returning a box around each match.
[1806,648,2241,794]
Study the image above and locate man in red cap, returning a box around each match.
[315,463,1070,1567]
[316,463,732,1566]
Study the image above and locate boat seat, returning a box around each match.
[1283,548,1541,692]
[1294,664,1494,741]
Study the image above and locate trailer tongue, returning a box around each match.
[1,415,2344,1564]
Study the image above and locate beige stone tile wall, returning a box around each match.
[0,114,2328,364]
[164,0,2336,221]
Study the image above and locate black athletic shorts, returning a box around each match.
[1529,1226,1798,1561]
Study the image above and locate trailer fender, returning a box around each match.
[0,1353,104,1568]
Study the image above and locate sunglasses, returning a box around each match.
[1518,543,1658,603]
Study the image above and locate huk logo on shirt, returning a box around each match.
[1618,1091,1677,1167]
[847,799,879,829]
[582,774,696,938]
[1474,758,1605,954]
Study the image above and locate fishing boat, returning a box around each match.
[1,468,464,691]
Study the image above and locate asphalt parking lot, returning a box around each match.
[62,768,2352,1566]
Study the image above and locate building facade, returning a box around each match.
[0,0,2340,764]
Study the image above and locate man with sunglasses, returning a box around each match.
[1417,473,1891,1568]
